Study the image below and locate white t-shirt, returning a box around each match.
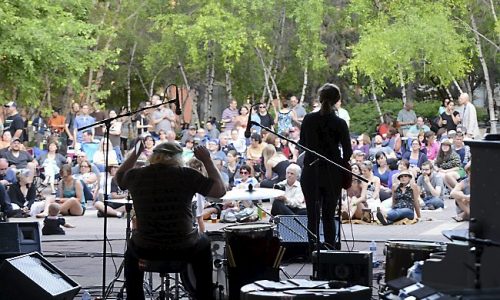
[337,107,350,127]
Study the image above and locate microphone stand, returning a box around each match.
[248,120,368,279]
[77,85,179,299]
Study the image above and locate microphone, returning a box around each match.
[174,85,181,116]
[244,104,253,138]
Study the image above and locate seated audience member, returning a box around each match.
[94,164,126,218]
[205,120,220,139]
[450,164,471,222]
[435,139,461,180]
[353,133,370,157]
[93,139,119,171]
[234,164,258,190]
[417,161,445,210]
[373,151,392,200]
[407,116,431,138]
[390,159,410,188]
[270,164,306,216]
[0,158,17,185]
[246,133,265,167]
[352,150,366,164]
[0,131,13,150]
[385,127,402,156]
[72,151,101,177]
[42,203,75,235]
[402,138,428,171]
[38,141,69,194]
[341,163,364,220]
[207,139,226,162]
[80,130,99,162]
[260,144,290,188]
[7,168,36,213]
[4,138,37,169]
[423,131,439,161]
[213,159,229,190]
[157,129,168,144]
[182,138,195,162]
[37,165,85,218]
[369,135,395,159]
[73,159,99,202]
[195,128,210,146]
[188,158,219,233]
[180,125,197,146]
[377,170,421,225]
[136,135,155,163]
[223,150,240,188]
[229,128,246,154]
[219,131,236,155]
[358,161,381,213]
[444,131,470,189]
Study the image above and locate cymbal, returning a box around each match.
[105,199,133,205]
[221,188,285,201]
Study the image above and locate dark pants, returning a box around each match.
[0,183,15,217]
[124,234,214,300]
[271,200,307,216]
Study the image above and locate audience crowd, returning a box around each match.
[0,92,478,229]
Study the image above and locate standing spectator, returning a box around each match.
[397,102,417,136]
[417,161,445,210]
[134,101,152,137]
[3,101,24,141]
[31,111,47,147]
[439,100,460,132]
[221,99,239,132]
[274,98,297,135]
[48,109,66,135]
[120,108,133,153]
[257,103,274,130]
[290,96,306,126]
[90,103,106,140]
[457,93,480,139]
[151,95,175,136]
[106,110,123,163]
[74,104,96,144]
[335,100,350,127]
[63,102,80,147]
[234,104,250,131]
[438,99,450,115]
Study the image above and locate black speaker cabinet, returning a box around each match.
[312,250,373,287]
[0,222,41,260]
[0,252,80,300]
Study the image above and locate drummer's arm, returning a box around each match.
[194,145,226,198]
[116,140,143,189]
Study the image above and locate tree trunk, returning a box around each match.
[225,68,233,100]
[452,78,463,94]
[399,67,407,104]
[255,47,277,107]
[471,13,497,133]
[206,55,215,123]
[370,77,384,123]
[126,42,137,112]
[44,74,52,111]
[61,85,74,113]
[148,65,168,98]
[299,61,308,104]
[488,0,499,42]
[133,66,150,97]
[178,61,196,125]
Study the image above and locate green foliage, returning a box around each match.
[347,99,441,135]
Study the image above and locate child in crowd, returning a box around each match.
[42,203,75,235]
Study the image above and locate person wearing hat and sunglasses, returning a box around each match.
[3,101,24,141]
[377,170,421,225]
[117,140,225,300]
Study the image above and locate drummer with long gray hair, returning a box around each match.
[116,141,226,300]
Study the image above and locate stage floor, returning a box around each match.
[8,197,466,299]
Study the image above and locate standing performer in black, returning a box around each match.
[116,141,225,300]
[299,83,352,249]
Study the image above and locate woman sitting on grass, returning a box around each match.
[376,170,421,225]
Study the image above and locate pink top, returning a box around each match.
[426,141,439,160]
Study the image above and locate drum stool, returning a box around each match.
[139,259,188,300]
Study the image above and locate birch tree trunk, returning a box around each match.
[203,42,215,124]
[299,61,308,104]
[255,47,274,107]
[148,65,168,98]
[126,42,137,112]
[471,13,497,133]
[225,69,233,100]
[206,55,215,123]
[370,78,384,123]
[452,78,463,94]
[399,67,407,105]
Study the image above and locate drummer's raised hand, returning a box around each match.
[193,145,211,163]
[133,137,145,156]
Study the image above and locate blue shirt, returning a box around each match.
[74,115,96,143]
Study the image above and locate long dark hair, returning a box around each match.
[318,83,341,115]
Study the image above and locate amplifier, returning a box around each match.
[275,215,340,244]
[0,252,80,300]
[312,250,373,287]
[0,222,41,260]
